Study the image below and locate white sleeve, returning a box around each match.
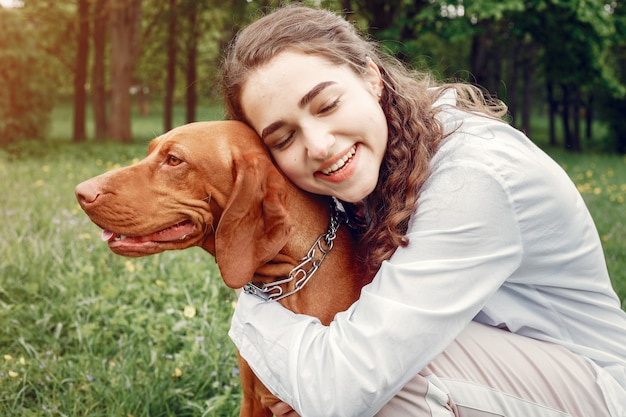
[229,160,524,417]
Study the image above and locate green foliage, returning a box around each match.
[596,1,626,152]
[0,141,241,416]
[463,0,525,20]
[357,0,626,151]
[4,0,624,152]
[134,0,225,102]
[0,9,60,146]
[528,0,621,90]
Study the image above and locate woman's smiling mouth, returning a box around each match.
[320,145,357,175]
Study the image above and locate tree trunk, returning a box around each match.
[470,25,489,90]
[547,81,557,147]
[185,1,198,124]
[585,94,593,140]
[506,38,519,127]
[92,0,108,141]
[572,86,581,151]
[488,24,502,98]
[164,0,176,132]
[521,41,536,137]
[72,0,90,143]
[109,0,142,142]
[561,83,574,150]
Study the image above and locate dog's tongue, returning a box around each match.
[101,230,116,242]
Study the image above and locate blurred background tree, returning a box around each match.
[0,6,63,146]
[1,0,625,151]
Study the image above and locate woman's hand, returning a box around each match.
[270,401,300,417]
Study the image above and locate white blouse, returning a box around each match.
[229,92,626,417]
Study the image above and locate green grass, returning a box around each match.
[0,105,625,416]
[0,118,241,416]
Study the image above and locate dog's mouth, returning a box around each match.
[101,219,197,248]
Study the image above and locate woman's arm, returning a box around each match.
[230,160,524,417]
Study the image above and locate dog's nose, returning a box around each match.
[75,181,100,207]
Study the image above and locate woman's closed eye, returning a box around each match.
[272,131,295,151]
[319,98,340,115]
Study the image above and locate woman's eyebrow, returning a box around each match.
[261,81,338,140]
[261,121,285,140]
[299,81,337,108]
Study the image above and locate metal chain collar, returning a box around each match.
[243,203,343,302]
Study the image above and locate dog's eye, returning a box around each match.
[167,155,183,166]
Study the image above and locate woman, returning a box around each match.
[221,5,626,417]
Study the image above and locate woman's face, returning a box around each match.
[240,51,388,203]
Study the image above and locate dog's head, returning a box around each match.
[75,121,294,288]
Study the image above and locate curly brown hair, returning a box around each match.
[221,5,507,275]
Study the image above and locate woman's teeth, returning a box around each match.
[322,145,356,175]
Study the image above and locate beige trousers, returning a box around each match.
[375,321,612,417]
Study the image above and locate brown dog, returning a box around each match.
[75,121,370,416]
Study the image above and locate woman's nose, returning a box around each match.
[303,127,335,160]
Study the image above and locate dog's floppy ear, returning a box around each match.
[215,153,293,289]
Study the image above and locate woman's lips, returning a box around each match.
[320,145,357,176]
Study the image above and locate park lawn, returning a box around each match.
[0,107,624,415]
[0,138,241,416]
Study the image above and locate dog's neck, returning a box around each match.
[243,200,343,302]
[251,187,368,324]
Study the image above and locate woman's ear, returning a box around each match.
[365,57,384,98]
